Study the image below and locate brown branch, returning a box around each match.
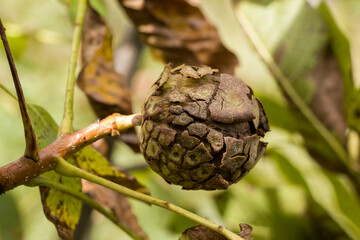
[0,113,142,194]
[0,18,39,161]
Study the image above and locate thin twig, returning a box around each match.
[55,158,243,240]
[59,0,87,135]
[236,10,349,166]
[0,18,39,161]
[28,176,144,240]
[0,82,17,100]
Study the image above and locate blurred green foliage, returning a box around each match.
[1,0,360,240]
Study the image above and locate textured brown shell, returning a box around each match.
[140,64,269,190]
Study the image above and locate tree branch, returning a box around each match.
[0,113,141,194]
[0,18,39,161]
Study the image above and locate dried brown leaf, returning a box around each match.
[179,224,252,240]
[77,26,133,118]
[238,223,252,240]
[308,46,346,144]
[304,47,347,171]
[82,179,148,239]
[81,6,107,65]
[77,7,139,151]
[179,225,227,240]
[119,0,238,74]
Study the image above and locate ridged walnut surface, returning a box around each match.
[140,64,269,190]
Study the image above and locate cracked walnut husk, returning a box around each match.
[139,64,269,190]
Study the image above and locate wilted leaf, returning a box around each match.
[119,0,238,74]
[78,7,132,118]
[238,223,253,240]
[27,104,82,240]
[39,170,82,240]
[179,224,250,240]
[82,179,148,239]
[179,225,227,240]
[78,7,139,151]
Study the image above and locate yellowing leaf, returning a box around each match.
[28,104,82,240]
[73,145,150,195]
[78,7,132,119]
[119,0,238,74]
[77,7,139,151]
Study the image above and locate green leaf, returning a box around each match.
[58,0,107,22]
[201,0,347,169]
[0,193,23,240]
[273,147,360,239]
[258,96,296,132]
[325,0,360,89]
[28,104,58,149]
[27,104,82,240]
[346,88,360,133]
[319,3,353,97]
[89,0,107,17]
[73,146,150,195]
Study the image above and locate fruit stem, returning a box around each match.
[55,157,244,240]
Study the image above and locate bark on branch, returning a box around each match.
[0,113,142,194]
